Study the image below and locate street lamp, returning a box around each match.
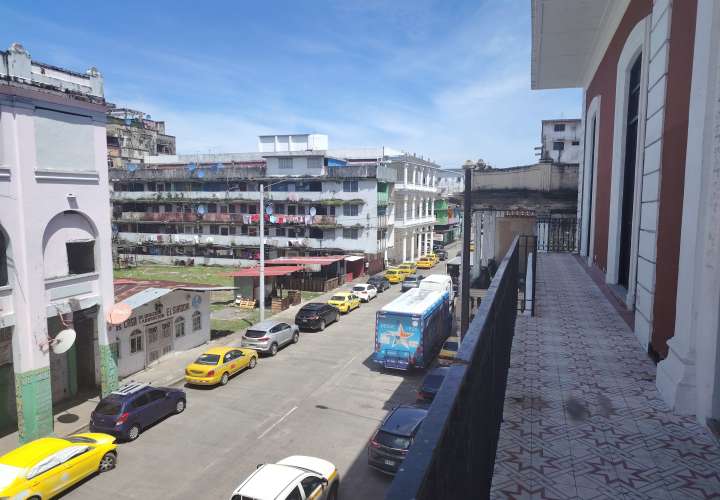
[258,180,286,322]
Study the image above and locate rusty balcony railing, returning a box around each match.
[386,236,520,500]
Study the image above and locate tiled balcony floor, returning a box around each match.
[491,253,720,499]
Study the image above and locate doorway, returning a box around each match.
[146,320,173,365]
[618,54,642,289]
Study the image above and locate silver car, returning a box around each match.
[241,320,300,356]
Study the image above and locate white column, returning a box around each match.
[404,164,408,185]
[417,231,423,257]
[402,236,407,262]
[409,234,415,261]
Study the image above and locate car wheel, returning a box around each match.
[98,451,117,472]
[269,343,278,356]
[127,424,141,441]
[292,331,299,343]
[319,320,326,331]
[249,356,257,369]
[220,372,229,385]
[175,399,186,414]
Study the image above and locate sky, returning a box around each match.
[0,0,581,169]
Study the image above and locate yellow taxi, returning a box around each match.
[427,252,440,265]
[327,291,360,314]
[438,336,460,366]
[0,433,117,498]
[397,262,416,275]
[416,257,434,269]
[384,268,404,284]
[185,346,258,386]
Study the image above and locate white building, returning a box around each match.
[111,280,211,378]
[111,135,439,272]
[539,119,582,164]
[436,168,465,195]
[0,43,117,442]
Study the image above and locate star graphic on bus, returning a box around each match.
[388,322,412,349]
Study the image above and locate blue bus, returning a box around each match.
[374,288,451,370]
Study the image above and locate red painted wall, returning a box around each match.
[585,0,652,273]
[651,0,697,358]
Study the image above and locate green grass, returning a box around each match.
[114,264,233,287]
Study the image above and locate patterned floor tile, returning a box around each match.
[490,253,720,499]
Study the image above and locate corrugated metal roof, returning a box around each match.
[265,256,346,266]
[122,288,173,309]
[226,265,304,277]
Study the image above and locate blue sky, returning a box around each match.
[1,0,581,168]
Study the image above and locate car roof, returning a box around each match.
[202,346,235,355]
[250,319,286,330]
[235,463,304,499]
[382,406,428,437]
[300,302,325,310]
[353,284,368,288]
[333,291,352,296]
[0,437,73,468]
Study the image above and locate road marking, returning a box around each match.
[257,405,298,439]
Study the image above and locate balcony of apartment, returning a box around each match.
[393,214,435,229]
[326,164,398,182]
[111,189,368,206]
[394,182,438,194]
[386,245,720,499]
[109,165,264,181]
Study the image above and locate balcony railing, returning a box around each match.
[326,165,398,182]
[386,237,520,500]
[116,213,338,225]
[109,165,264,181]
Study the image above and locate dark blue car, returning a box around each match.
[90,383,186,441]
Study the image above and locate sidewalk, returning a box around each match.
[0,274,367,455]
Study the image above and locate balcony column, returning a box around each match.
[404,164,408,185]
[402,236,407,262]
[417,230,423,257]
[409,233,415,261]
[480,211,496,267]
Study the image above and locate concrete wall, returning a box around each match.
[472,163,578,192]
[541,120,582,164]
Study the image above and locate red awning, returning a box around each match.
[264,256,346,266]
[226,265,305,278]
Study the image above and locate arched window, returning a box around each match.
[130,329,143,353]
[192,311,201,331]
[175,316,185,338]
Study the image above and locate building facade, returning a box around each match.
[532,0,720,426]
[539,119,582,164]
[0,43,118,441]
[436,167,465,195]
[433,198,461,246]
[111,135,440,270]
[106,107,176,168]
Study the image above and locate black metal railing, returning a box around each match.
[517,235,537,316]
[536,216,577,252]
[386,237,520,500]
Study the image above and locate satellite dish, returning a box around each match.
[197,205,207,215]
[186,163,197,172]
[265,205,273,215]
[52,329,76,354]
[309,207,317,216]
[106,302,132,325]
[127,163,138,173]
[197,169,205,178]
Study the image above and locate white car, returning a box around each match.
[230,455,339,500]
[352,284,378,302]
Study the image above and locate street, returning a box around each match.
[62,259,455,500]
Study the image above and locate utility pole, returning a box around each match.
[259,183,265,322]
[460,161,474,339]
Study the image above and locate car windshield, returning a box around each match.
[443,341,459,351]
[65,436,97,444]
[375,430,411,450]
[423,374,445,390]
[94,399,122,416]
[352,286,365,291]
[331,295,346,301]
[404,277,417,282]
[245,329,267,338]
[195,353,221,365]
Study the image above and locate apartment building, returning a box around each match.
[0,43,118,442]
[436,167,465,195]
[106,107,176,168]
[539,118,582,164]
[110,134,440,270]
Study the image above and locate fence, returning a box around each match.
[536,216,577,253]
[386,236,520,500]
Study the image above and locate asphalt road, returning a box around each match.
[62,256,458,500]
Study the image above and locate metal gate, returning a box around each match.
[536,217,578,253]
[146,320,173,365]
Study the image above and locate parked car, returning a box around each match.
[368,275,391,292]
[437,249,448,261]
[426,252,440,264]
[416,366,450,404]
[397,262,417,275]
[353,283,378,302]
[401,274,424,292]
[185,346,258,386]
[368,405,428,474]
[242,320,300,355]
[384,268,404,284]
[327,291,361,313]
[229,455,339,500]
[433,243,444,251]
[438,336,460,366]
[0,433,117,498]
[90,383,186,441]
[295,303,339,331]
[416,257,434,269]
